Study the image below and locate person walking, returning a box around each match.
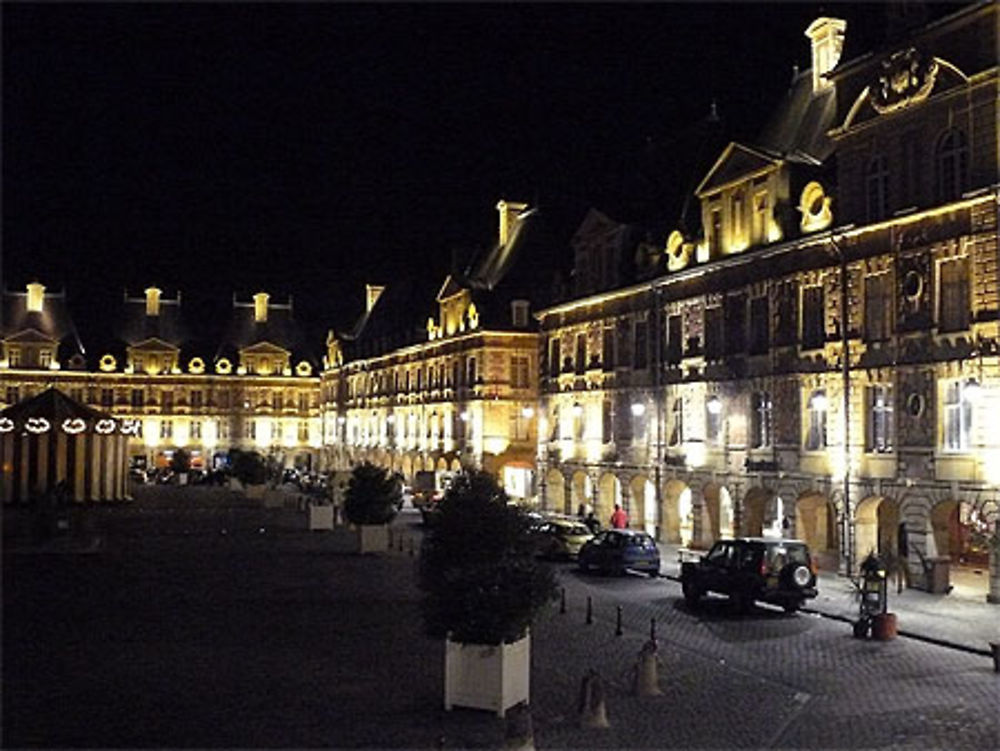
[610,503,628,529]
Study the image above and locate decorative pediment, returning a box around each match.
[436,275,466,302]
[695,142,780,197]
[240,341,290,357]
[570,208,620,247]
[128,337,179,354]
[3,328,58,345]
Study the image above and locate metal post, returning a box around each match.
[615,606,623,636]
[560,587,566,614]
[650,617,656,641]
[585,596,593,625]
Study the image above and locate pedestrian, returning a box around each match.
[577,503,587,520]
[610,503,628,529]
[584,511,601,535]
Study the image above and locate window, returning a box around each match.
[864,273,893,342]
[669,398,684,446]
[943,381,974,451]
[602,399,613,443]
[8,349,20,367]
[299,392,310,411]
[775,282,798,347]
[731,191,745,245]
[40,350,52,368]
[191,390,203,409]
[160,420,173,440]
[602,327,615,371]
[749,297,769,354]
[805,390,827,451]
[510,356,530,388]
[801,286,825,349]
[865,154,889,222]
[724,295,746,353]
[511,300,530,328]
[633,320,648,370]
[131,389,144,408]
[191,420,202,440]
[5,386,19,404]
[868,385,893,453]
[274,392,284,410]
[299,421,309,442]
[936,129,968,202]
[751,392,773,448]
[710,208,722,255]
[704,307,724,360]
[575,333,587,375]
[939,257,970,333]
[752,190,769,244]
[467,357,477,385]
[549,339,560,377]
[706,397,722,446]
[666,315,682,364]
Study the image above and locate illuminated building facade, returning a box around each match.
[319,200,546,501]
[538,4,999,601]
[0,285,322,474]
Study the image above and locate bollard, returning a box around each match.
[632,639,663,697]
[409,537,415,556]
[398,534,404,552]
[615,606,623,636]
[990,641,1000,673]
[650,617,657,642]
[388,528,394,551]
[585,596,593,625]
[578,670,610,729]
[560,587,566,614]
[503,701,535,751]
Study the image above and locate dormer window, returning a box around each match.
[511,300,530,328]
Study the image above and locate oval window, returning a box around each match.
[906,393,924,418]
[902,270,923,301]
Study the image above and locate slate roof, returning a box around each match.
[0,287,84,357]
[116,292,187,348]
[216,296,317,366]
[755,68,837,164]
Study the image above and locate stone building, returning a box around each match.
[0,284,322,479]
[319,200,553,502]
[537,4,999,602]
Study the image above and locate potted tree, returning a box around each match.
[170,448,191,486]
[343,462,400,553]
[418,471,558,717]
[230,449,267,499]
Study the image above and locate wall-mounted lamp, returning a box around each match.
[810,391,828,411]
[630,402,646,417]
[521,406,535,419]
[964,378,982,401]
[572,402,584,418]
[706,395,722,415]
[459,411,470,422]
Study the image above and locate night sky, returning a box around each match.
[2,3,930,346]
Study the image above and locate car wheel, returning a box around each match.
[682,580,701,606]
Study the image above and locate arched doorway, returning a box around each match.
[660,479,691,545]
[423,455,436,472]
[629,475,657,536]
[597,473,619,524]
[854,496,899,560]
[545,469,567,513]
[701,483,734,546]
[930,499,992,600]
[571,471,591,515]
[742,487,774,537]
[795,492,838,570]
[450,458,462,473]
[401,454,413,482]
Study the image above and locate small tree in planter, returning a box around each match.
[343,462,400,553]
[169,448,191,485]
[230,449,267,497]
[418,471,558,717]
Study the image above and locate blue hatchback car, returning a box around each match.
[578,529,661,577]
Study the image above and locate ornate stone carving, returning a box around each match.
[870,48,938,114]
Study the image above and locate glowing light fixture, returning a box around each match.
[706,395,722,415]
[95,418,117,434]
[26,417,51,434]
[811,391,828,411]
[630,402,646,417]
[459,411,470,422]
[521,406,535,419]
[0,417,15,433]
[964,378,982,401]
[62,418,86,434]
[572,402,583,418]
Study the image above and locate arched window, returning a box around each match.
[936,129,968,202]
[865,154,889,222]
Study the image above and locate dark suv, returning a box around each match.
[680,537,818,612]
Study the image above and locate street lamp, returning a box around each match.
[706,395,723,415]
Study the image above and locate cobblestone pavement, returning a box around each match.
[3,494,998,749]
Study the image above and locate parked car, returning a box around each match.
[680,537,818,613]
[578,529,661,576]
[532,517,594,560]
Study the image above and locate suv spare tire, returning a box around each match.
[791,564,812,588]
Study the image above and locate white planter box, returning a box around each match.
[358,524,389,554]
[445,631,530,717]
[309,505,334,531]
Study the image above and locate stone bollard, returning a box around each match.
[578,669,610,729]
[990,642,1000,673]
[503,701,535,751]
[632,639,663,697]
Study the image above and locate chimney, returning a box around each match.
[26,282,45,313]
[253,292,269,323]
[805,17,846,93]
[366,284,385,314]
[144,286,162,317]
[496,199,528,246]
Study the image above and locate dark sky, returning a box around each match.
[1,2,928,345]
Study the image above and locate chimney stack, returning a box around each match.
[805,17,846,93]
[253,292,269,323]
[26,282,45,314]
[144,286,162,317]
[366,284,385,314]
[496,199,528,246]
